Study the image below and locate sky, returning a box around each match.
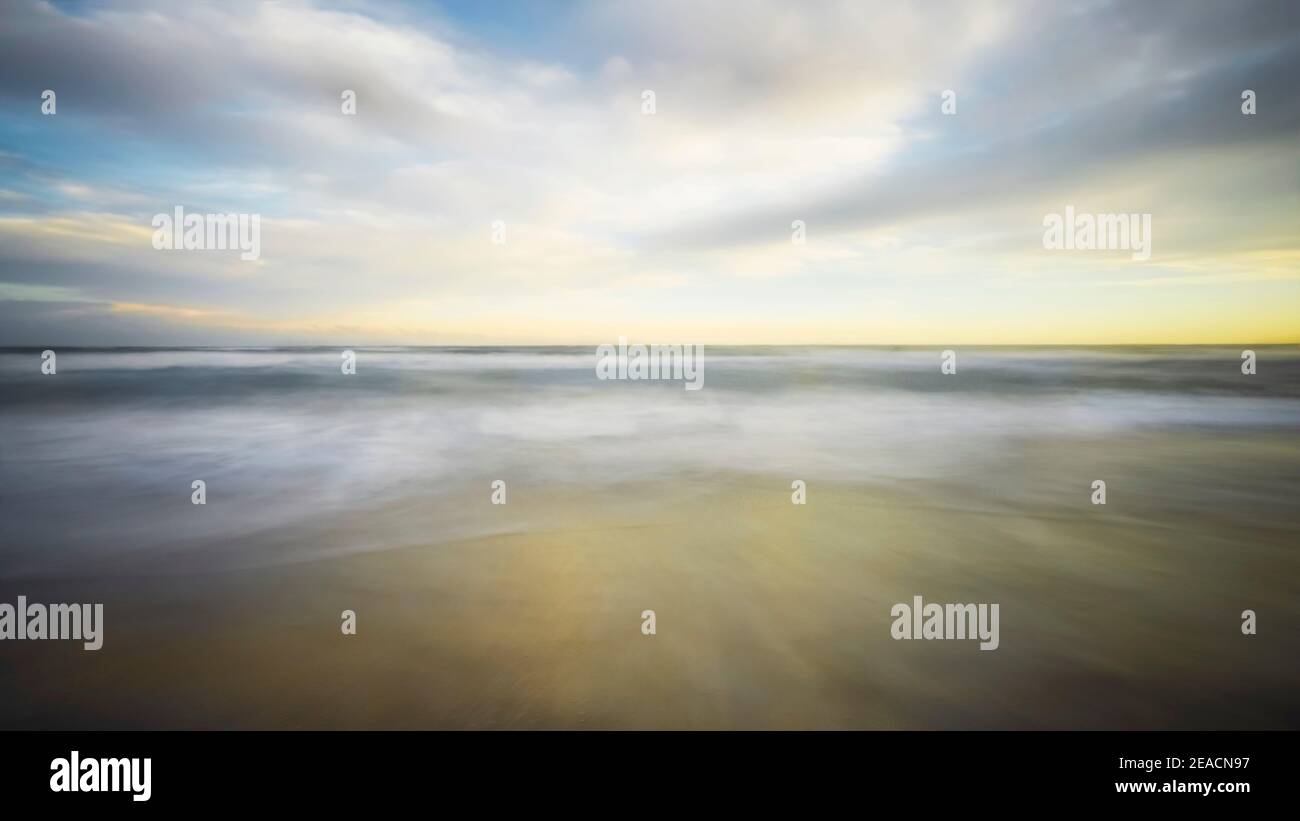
[0,0,1296,346]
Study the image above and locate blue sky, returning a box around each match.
[0,0,1297,345]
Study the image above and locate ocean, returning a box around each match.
[1,346,1298,728]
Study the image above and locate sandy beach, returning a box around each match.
[3,414,1297,729]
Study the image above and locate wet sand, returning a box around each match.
[4,431,1297,729]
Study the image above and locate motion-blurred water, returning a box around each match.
[2,346,1299,729]
[2,346,1298,576]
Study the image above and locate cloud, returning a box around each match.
[0,0,1296,344]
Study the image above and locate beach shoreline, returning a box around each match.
[4,433,1297,729]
